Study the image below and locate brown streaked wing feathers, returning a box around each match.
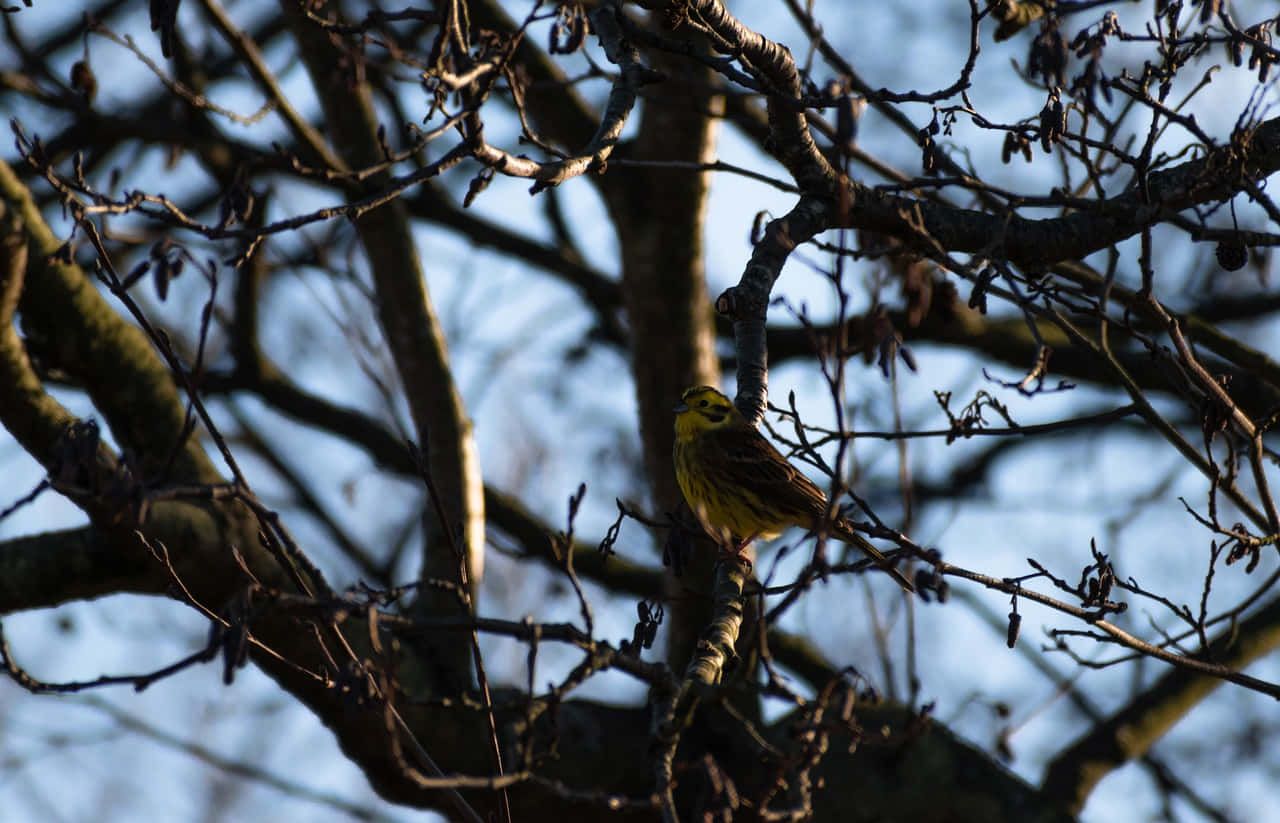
[704,422,916,593]
[704,424,830,523]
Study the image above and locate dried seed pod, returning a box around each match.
[70,60,96,103]
[900,345,918,373]
[549,5,588,55]
[1006,612,1022,648]
[1228,34,1244,67]
[463,167,494,207]
[149,0,180,58]
[1216,241,1248,271]
[1028,22,1069,87]
[1039,107,1055,153]
[566,10,588,53]
[1101,10,1121,37]
[1039,91,1066,152]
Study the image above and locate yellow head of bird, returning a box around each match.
[673,386,742,439]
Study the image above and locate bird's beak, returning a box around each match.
[673,401,689,414]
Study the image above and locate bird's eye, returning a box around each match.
[698,399,708,407]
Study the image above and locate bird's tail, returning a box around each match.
[832,520,915,593]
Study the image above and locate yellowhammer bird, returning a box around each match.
[673,385,914,593]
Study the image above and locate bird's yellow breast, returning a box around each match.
[673,431,786,543]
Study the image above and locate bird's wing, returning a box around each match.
[708,425,830,519]
[711,426,916,593]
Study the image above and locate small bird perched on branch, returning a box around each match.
[672,385,914,593]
